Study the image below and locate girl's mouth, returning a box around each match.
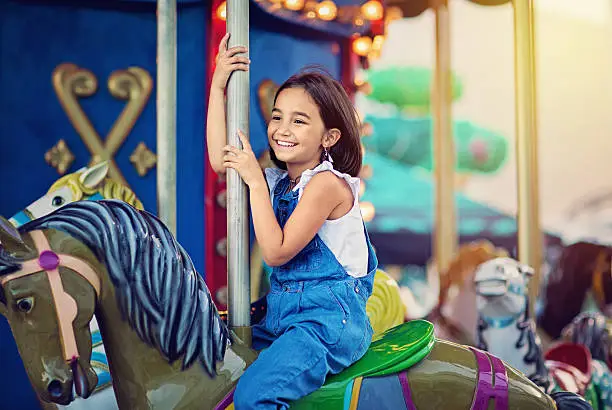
[275,140,297,148]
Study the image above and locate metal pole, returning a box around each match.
[513,0,541,316]
[156,0,177,235]
[226,0,251,345]
[432,0,457,274]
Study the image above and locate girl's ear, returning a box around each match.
[323,128,341,148]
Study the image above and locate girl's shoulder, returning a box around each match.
[294,161,360,205]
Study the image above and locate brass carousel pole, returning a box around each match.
[432,0,457,273]
[226,0,251,345]
[513,0,541,316]
[156,0,178,235]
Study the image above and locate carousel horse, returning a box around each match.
[431,240,509,345]
[558,312,612,409]
[475,258,603,408]
[539,242,612,340]
[9,161,137,410]
[474,257,552,392]
[9,162,403,406]
[0,200,591,409]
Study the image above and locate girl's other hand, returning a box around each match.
[223,130,265,189]
[211,33,250,91]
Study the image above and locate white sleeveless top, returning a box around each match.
[264,161,369,278]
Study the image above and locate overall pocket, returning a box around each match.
[301,285,348,345]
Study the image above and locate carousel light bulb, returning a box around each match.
[385,6,403,24]
[284,0,305,11]
[361,0,383,21]
[360,201,376,222]
[217,1,227,20]
[352,36,372,57]
[316,1,337,21]
[372,35,385,51]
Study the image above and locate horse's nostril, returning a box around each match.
[47,380,63,398]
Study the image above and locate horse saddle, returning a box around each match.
[545,342,592,396]
[290,320,435,409]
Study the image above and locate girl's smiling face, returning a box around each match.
[267,87,326,172]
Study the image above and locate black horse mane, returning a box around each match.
[0,199,229,377]
[515,300,552,392]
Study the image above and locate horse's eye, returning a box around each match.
[16,297,34,313]
[52,196,65,207]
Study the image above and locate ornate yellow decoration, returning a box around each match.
[52,63,153,186]
[44,139,75,175]
[129,142,157,177]
[257,79,279,124]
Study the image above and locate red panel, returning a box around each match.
[205,0,228,310]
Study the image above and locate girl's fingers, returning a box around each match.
[228,56,250,64]
[219,33,230,51]
[237,130,252,151]
[223,145,241,154]
[226,46,248,56]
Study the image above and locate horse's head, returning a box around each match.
[562,311,612,367]
[9,162,110,227]
[0,217,100,405]
[474,257,533,321]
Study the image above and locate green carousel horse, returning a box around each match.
[0,200,591,409]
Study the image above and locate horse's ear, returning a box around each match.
[79,161,109,189]
[0,216,30,255]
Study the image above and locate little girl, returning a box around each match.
[207,33,378,409]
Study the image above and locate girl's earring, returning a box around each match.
[324,147,334,163]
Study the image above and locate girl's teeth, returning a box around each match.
[278,141,296,147]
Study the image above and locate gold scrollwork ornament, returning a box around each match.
[52,63,153,186]
[44,139,75,175]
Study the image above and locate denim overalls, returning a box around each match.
[233,174,378,409]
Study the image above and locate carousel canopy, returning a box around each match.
[121,0,376,36]
[387,0,510,19]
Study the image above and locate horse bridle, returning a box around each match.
[0,230,101,364]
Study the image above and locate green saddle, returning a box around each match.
[291,320,435,409]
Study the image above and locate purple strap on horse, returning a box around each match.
[469,347,509,410]
[398,370,417,410]
[214,387,235,410]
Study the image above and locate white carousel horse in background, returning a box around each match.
[474,257,553,391]
[9,161,132,410]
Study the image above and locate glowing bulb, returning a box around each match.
[385,6,403,24]
[372,35,385,51]
[216,1,227,20]
[361,0,384,21]
[360,202,376,222]
[284,0,305,11]
[352,36,372,57]
[316,1,337,20]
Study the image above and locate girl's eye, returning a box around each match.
[271,116,281,121]
[294,119,306,125]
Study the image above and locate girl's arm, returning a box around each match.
[223,132,352,267]
[206,33,249,174]
[249,172,350,266]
